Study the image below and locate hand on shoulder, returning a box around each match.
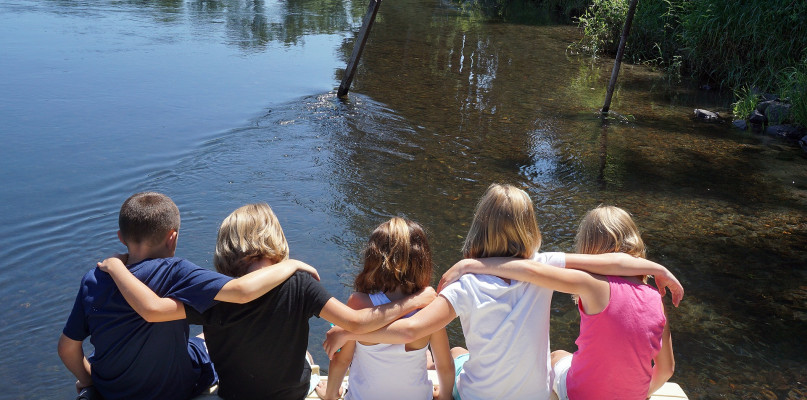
[97,254,128,273]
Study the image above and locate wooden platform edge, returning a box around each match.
[196,364,688,399]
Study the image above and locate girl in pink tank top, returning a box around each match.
[550,206,675,400]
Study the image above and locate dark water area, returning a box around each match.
[1,0,805,399]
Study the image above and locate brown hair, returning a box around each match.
[214,203,290,277]
[119,192,180,245]
[354,217,433,295]
[462,184,541,259]
[576,205,647,283]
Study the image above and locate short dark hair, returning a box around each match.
[118,192,180,245]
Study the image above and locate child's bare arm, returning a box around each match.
[438,258,605,301]
[98,257,186,322]
[315,339,353,399]
[57,334,92,393]
[323,295,455,359]
[315,294,366,400]
[319,286,436,334]
[214,259,320,303]
[648,316,675,396]
[564,253,683,306]
[439,254,683,306]
[98,257,320,322]
[429,328,454,400]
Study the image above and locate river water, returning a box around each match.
[1,0,805,399]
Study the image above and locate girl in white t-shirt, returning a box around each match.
[315,217,454,400]
[323,184,682,400]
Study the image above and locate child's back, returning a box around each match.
[64,257,228,399]
[318,217,453,400]
[567,275,665,399]
[441,252,563,400]
[344,292,434,400]
[186,269,330,399]
[59,192,231,400]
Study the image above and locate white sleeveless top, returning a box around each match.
[345,292,433,400]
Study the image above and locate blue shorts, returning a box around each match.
[452,353,470,400]
[188,336,218,397]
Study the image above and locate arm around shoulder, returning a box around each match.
[319,286,436,334]
[564,253,683,306]
[323,295,456,359]
[215,259,319,304]
[98,258,186,322]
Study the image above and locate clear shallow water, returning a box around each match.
[1,0,805,399]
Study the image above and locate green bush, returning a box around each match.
[575,0,684,73]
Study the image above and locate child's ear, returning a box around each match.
[166,230,178,250]
[117,231,127,246]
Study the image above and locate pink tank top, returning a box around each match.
[566,276,666,400]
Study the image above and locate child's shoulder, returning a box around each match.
[532,251,566,268]
[133,257,201,271]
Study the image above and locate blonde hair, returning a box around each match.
[575,205,647,283]
[214,203,290,277]
[462,184,542,259]
[354,217,433,296]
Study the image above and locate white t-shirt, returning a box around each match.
[345,293,433,400]
[440,252,566,400]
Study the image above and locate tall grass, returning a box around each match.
[778,65,807,126]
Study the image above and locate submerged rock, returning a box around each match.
[733,120,748,130]
[765,124,806,141]
[800,136,807,153]
[749,110,766,125]
[764,102,791,125]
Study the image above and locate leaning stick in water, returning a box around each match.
[601,0,639,114]
[338,0,383,98]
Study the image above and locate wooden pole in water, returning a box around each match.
[601,0,639,114]
[337,0,383,98]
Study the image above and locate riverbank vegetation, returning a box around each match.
[575,0,806,126]
[470,0,807,127]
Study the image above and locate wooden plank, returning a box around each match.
[337,0,383,98]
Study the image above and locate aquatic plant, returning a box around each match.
[731,86,759,121]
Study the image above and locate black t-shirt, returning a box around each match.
[186,271,332,400]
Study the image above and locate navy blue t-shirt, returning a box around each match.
[62,257,232,400]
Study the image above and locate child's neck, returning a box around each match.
[126,247,175,266]
[383,287,407,301]
[246,257,277,274]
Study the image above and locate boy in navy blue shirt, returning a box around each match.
[57,192,320,400]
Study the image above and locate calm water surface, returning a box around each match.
[1,0,805,399]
